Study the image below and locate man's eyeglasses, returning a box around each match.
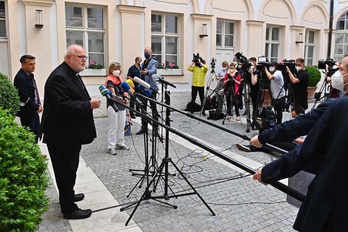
[73,55,88,60]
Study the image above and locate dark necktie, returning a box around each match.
[30,74,40,105]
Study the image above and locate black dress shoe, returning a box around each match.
[136,128,144,135]
[63,209,92,220]
[74,193,85,202]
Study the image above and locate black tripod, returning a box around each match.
[312,70,329,109]
[222,76,238,125]
[201,58,216,116]
[123,85,215,226]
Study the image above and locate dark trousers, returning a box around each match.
[47,144,81,214]
[20,112,40,143]
[226,95,240,117]
[191,86,204,112]
[140,91,158,130]
[273,97,285,124]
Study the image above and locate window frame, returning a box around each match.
[216,19,235,49]
[0,0,7,39]
[334,11,348,61]
[265,25,281,63]
[151,13,180,69]
[65,3,106,73]
[304,30,316,66]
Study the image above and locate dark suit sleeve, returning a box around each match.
[258,98,334,144]
[47,74,91,115]
[261,99,336,183]
[14,73,39,112]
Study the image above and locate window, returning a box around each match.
[265,26,280,63]
[334,11,348,61]
[0,1,6,38]
[66,4,105,69]
[305,30,316,66]
[216,19,235,48]
[151,13,179,68]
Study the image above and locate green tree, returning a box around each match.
[306,66,321,87]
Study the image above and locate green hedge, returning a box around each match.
[306,66,321,87]
[0,73,19,116]
[0,108,49,231]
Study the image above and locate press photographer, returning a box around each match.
[187,53,208,115]
[286,58,309,110]
[264,63,285,124]
[224,63,241,121]
[318,59,342,99]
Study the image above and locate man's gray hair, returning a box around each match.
[64,44,84,59]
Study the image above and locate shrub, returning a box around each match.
[0,72,20,116]
[0,108,49,231]
[306,66,321,87]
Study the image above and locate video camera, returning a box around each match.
[193,53,204,67]
[318,58,338,76]
[234,52,251,72]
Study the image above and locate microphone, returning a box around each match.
[134,77,151,89]
[152,74,176,88]
[126,79,135,88]
[98,85,118,112]
[120,82,134,96]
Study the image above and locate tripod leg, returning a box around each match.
[244,83,251,133]
[169,159,215,216]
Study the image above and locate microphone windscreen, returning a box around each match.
[99,85,108,96]
[134,77,151,89]
[120,82,130,91]
[126,79,134,88]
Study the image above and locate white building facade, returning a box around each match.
[0,0,348,95]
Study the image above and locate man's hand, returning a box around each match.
[286,66,291,73]
[250,135,262,148]
[37,105,43,113]
[253,168,267,185]
[90,99,101,109]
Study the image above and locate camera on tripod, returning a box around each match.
[235,52,251,72]
[193,53,204,67]
[318,58,338,76]
[210,57,216,70]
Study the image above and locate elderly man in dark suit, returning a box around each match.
[14,55,43,143]
[253,56,348,231]
[40,44,101,219]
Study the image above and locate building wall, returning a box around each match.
[1,0,348,97]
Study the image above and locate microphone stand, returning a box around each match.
[95,94,305,226]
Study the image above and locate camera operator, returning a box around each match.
[187,55,208,115]
[252,56,348,231]
[286,58,309,110]
[248,57,260,129]
[215,61,229,113]
[265,63,285,124]
[224,63,241,121]
[326,61,344,98]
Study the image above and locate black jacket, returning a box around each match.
[262,95,348,231]
[13,68,40,117]
[40,62,96,145]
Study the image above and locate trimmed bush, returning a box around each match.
[0,108,49,231]
[0,72,20,116]
[306,66,321,87]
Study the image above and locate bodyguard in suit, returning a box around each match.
[253,56,348,231]
[136,47,159,135]
[14,55,43,143]
[40,44,101,219]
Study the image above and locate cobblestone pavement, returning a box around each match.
[37,109,298,232]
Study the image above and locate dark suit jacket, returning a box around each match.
[40,62,96,145]
[262,95,348,231]
[13,68,40,117]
